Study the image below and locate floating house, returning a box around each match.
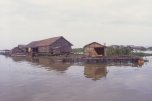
[18,45,26,52]
[26,36,73,56]
[10,46,26,56]
[83,42,106,57]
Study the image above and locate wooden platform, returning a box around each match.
[62,56,145,64]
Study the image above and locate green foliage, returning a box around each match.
[132,52,145,57]
[106,47,131,56]
[132,52,152,57]
[72,48,84,54]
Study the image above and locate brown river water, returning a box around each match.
[0,55,152,101]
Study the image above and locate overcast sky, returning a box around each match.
[0,0,152,49]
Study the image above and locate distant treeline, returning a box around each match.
[106,47,131,56]
[72,47,132,56]
[72,46,152,57]
[106,47,152,57]
[72,48,84,54]
[132,52,152,57]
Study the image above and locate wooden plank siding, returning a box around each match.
[50,37,72,55]
[26,36,73,56]
[83,42,106,57]
[38,46,50,53]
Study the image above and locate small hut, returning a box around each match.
[83,42,106,57]
[10,47,26,56]
[18,45,26,52]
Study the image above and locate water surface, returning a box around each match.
[0,55,152,101]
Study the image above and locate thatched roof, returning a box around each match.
[26,36,72,48]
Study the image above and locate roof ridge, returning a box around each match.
[36,36,62,42]
[26,36,69,48]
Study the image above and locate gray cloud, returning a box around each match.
[0,0,152,49]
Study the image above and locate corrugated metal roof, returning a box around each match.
[26,36,72,48]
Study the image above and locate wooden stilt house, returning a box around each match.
[26,36,73,56]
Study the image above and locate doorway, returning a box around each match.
[94,47,104,55]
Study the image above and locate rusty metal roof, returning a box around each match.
[26,36,72,48]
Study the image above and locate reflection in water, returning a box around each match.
[83,62,144,81]
[107,62,144,68]
[11,56,144,80]
[12,57,72,72]
[84,64,108,80]
[1,55,152,101]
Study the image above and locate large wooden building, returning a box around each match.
[26,36,73,56]
[83,42,106,57]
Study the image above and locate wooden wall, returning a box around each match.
[38,46,49,53]
[37,37,72,55]
[84,43,106,57]
[50,37,72,55]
